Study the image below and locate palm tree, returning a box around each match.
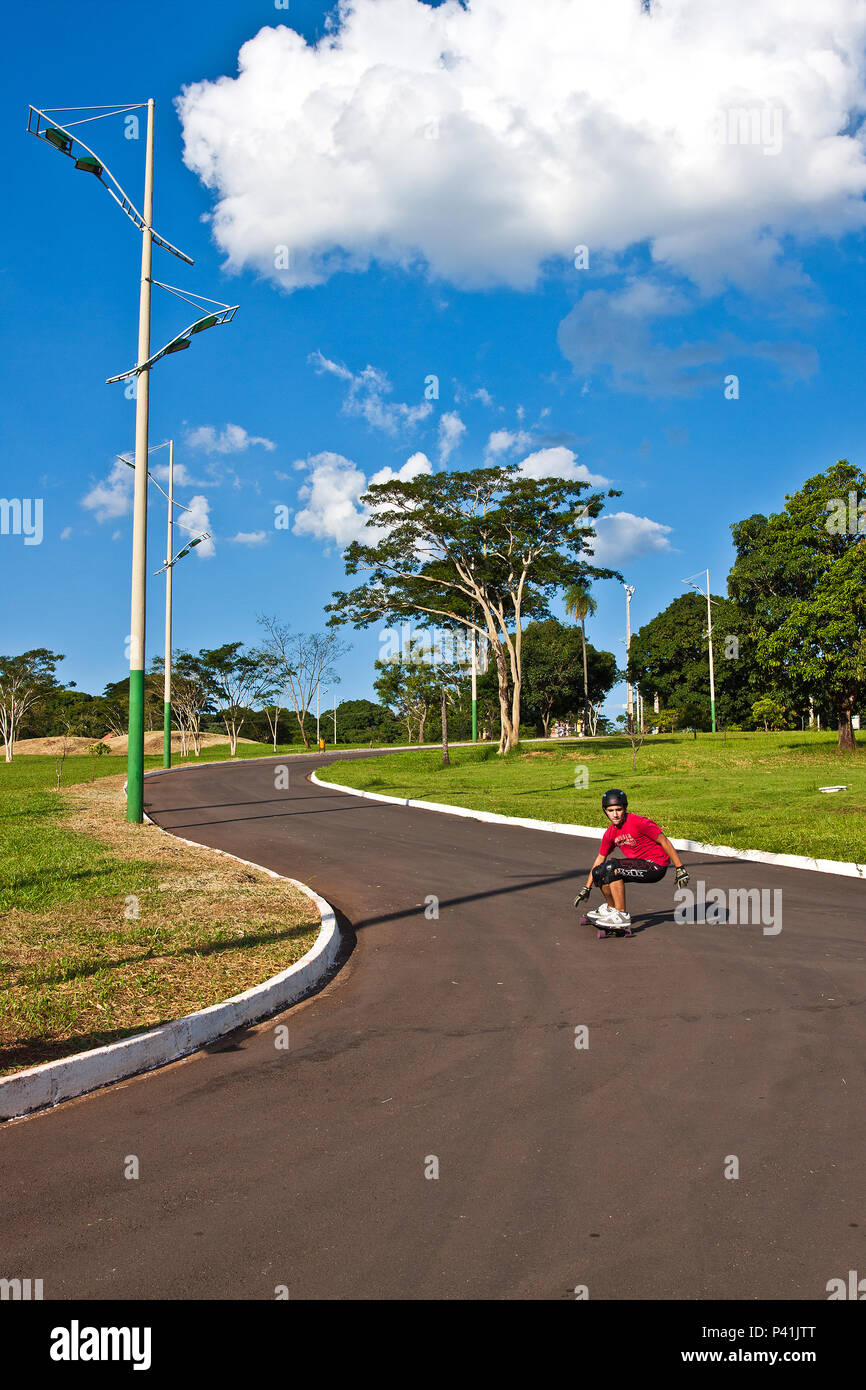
[564,584,597,735]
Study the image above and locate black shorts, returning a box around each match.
[592,858,668,887]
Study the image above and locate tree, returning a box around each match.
[327,464,620,753]
[627,593,754,731]
[0,649,65,761]
[751,696,789,732]
[374,640,439,744]
[197,643,269,756]
[563,584,598,732]
[335,699,400,745]
[257,618,350,750]
[154,652,210,756]
[520,619,617,736]
[728,461,866,751]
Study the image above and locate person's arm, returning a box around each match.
[656,831,683,869]
[655,829,690,885]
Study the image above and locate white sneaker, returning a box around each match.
[594,903,619,923]
[606,908,632,927]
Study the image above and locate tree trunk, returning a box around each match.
[837,698,856,752]
[441,685,450,766]
[542,711,550,738]
[297,710,310,749]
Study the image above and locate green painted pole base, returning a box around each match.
[163,700,171,768]
[472,698,477,743]
[127,668,145,823]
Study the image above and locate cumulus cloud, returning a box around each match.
[438,411,465,464]
[177,0,866,295]
[583,511,673,564]
[186,424,276,454]
[81,458,134,522]
[294,449,432,548]
[558,280,819,395]
[516,447,609,487]
[309,351,432,433]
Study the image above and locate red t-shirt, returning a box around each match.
[599,813,670,866]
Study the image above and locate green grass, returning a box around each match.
[0,750,322,1074]
[315,731,866,862]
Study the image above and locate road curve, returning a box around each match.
[3,750,865,1301]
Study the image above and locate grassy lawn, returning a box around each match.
[0,752,321,1076]
[315,731,866,862]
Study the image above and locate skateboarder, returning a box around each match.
[573,788,690,930]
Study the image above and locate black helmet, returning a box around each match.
[601,788,628,809]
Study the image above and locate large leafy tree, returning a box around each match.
[327,464,621,752]
[728,461,866,751]
[197,643,270,756]
[627,593,754,730]
[0,649,65,760]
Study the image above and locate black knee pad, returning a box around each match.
[592,861,619,887]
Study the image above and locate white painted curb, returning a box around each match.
[0,800,342,1122]
[310,771,866,881]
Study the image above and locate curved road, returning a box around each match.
[3,751,865,1300]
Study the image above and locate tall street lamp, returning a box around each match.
[623,583,635,726]
[27,102,236,821]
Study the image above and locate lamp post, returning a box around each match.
[27,101,236,821]
[623,583,635,727]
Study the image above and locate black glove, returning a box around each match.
[573,885,591,909]
[675,865,690,889]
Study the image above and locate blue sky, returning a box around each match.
[3,0,866,717]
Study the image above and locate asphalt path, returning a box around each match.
[3,750,865,1301]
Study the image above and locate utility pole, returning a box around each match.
[471,627,478,742]
[333,690,337,746]
[624,583,635,726]
[163,438,173,767]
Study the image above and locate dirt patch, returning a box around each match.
[11,732,259,756]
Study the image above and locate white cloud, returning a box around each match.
[583,511,673,564]
[485,428,534,460]
[293,451,371,548]
[309,351,432,433]
[229,530,268,545]
[179,495,215,557]
[473,388,495,408]
[177,1,866,299]
[81,458,134,522]
[180,3,866,301]
[517,447,609,487]
[294,449,433,549]
[60,526,72,541]
[438,411,465,464]
[185,424,276,454]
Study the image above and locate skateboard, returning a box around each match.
[579,914,634,939]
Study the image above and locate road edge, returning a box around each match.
[310,769,866,880]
